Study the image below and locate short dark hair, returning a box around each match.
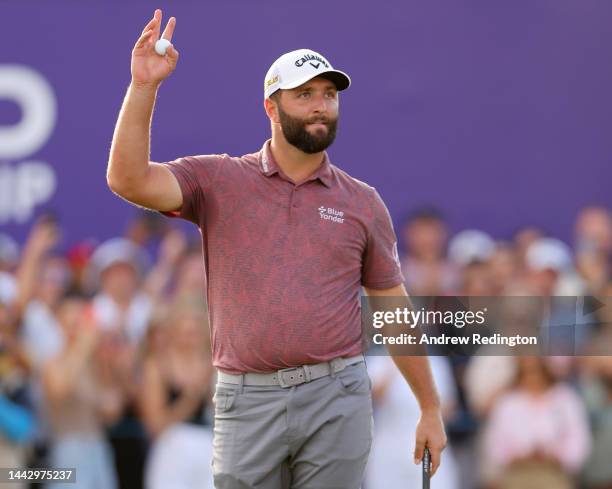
[59,289,89,303]
[404,206,445,225]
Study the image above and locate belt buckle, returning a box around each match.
[330,357,346,373]
[278,367,305,388]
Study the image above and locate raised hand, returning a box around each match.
[131,9,179,88]
[25,215,60,257]
[158,229,188,267]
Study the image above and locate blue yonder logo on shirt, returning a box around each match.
[318,206,345,224]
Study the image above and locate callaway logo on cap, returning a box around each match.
[264,49,351,99]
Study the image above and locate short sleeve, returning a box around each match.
[361,189,405,289]
[159,155,224,224]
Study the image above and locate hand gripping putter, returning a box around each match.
[422,447,431,489]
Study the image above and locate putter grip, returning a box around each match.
[422,447,431,489]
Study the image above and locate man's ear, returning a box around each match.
[264,95,281,124]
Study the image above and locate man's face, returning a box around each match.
[273,77,339,154]
[403,218,447,259]
[101,261,138,300]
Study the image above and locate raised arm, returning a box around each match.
[14,217,59,321]
[106,9,182,212]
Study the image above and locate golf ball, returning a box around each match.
[155,39,172,56]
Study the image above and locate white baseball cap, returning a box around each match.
[526,238,573,272]
[90,238,149,275]
[264,49,351,99]
[448,230,496,266]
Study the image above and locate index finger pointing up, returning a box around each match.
[161,16,176,41]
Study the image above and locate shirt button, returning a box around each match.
[293,203,298,208]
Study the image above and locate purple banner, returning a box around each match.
[2,0,611,245]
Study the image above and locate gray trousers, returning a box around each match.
[212,362,374,489]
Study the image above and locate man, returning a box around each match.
[400,207,457,295]
[107,9,446,489]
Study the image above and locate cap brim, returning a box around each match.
[280,69,351,92]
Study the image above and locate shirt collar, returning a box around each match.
[259,139,333,188]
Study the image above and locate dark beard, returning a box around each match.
[277,105,338,154]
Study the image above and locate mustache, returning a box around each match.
[306,117,333,125]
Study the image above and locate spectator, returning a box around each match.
[582,283,612,357]
[89,238,154,489]
[42,294,122,489]
[464,286,545,417]
[141,299,214,489]
[65,240,96,295]
[526,237,583,296]
[579,356,612,489]
[365,355,460,489]
[0,234,19,309]
[575,207,612,295]
[448,229,496,295]
[90,238,152,344]
[11,218,69,477]
[488,243,520,295]
[526,238,588,356]
[483,356,591,489]
[18,219,67,368]
[0,301,34,489]
[514,227,544,272]
[400,207,458,295]
[575,206,612,258]
[464,286,546,486]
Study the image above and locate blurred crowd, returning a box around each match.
[365,205,612,489]
[0,214,213,489]
[0,204,611,489]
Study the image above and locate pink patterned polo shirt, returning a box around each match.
[162,140,403,374]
